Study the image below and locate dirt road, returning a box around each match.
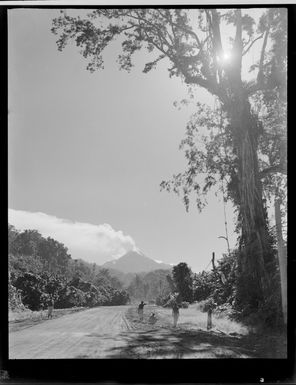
[9,305,286,359]
[9,305,133,359]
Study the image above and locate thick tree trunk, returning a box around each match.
[227,96,272,309]
[275,198,287,324]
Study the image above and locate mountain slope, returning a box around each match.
[102,251,172,274]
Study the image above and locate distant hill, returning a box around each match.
[102,250,172,274]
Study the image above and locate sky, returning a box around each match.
[8,8,266,272]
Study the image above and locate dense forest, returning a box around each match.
[126,269,171,303]
[9,225,130,311]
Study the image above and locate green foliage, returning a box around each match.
[9,253,44,276]
[172,262,194,302]
[55,285,86,308]
[155,293,171,306]
[192,247,282,327]
[161,291,183,308]
[193,252,237,308]
[160,102,234,211]
[9,277,26,311]
[193,270,215,302]
[180,301,190,308]
[94,268,123,289]
[13,272,47,311]
[166,274,175,292]
[9,225,71,276]
[202,298,217,312]
[8,224,130,311]
[127,269,171,302]
[10,269,130,311]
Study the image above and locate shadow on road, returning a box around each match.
[104,327,265,359]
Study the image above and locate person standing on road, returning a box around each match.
[138,301,146,321]
[172,301,180,328]
[47,297,54,319]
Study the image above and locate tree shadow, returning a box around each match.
[104,326,284,359]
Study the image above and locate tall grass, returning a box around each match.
[155,304,249,335]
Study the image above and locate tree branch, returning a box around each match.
[133,10,174,53]
[246,27,270,95]
[259,28,270,69]
[242,33,264,56]
[183,72,228,103]
[260,163,287,178]
[156,9,202,48]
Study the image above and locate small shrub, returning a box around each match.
[9,282,26,311]
[181,301,189,308]
[214,303,239,319]
[197,298,216,313]
[196,300,208,312]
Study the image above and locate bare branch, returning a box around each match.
[247,28,270,95]
[183,72,228,103]
[242,33,264,56]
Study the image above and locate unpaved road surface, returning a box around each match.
[9,305,286,359]
[9,306,132,359]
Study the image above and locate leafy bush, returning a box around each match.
[9,280,26,311]
[55,286,84,308]
[214,303,241,319]
[181,301,190,308]
[13,272,47,310]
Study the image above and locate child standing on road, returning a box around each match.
[138,301,146,321]
[148,312,157,325]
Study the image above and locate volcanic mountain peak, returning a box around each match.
[102,250,172,273]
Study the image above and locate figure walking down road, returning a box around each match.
[172,302,180,328]
[47,297,54,319]
[138,301,146,321]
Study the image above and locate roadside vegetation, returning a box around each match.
[9,306,87,333]
[156,258,285,331]
[121,303,286,358]
[9,225,130,313]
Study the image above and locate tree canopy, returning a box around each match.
[51,7,287,219]
[172,262,194,302]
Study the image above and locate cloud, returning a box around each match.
[8,209,137,265]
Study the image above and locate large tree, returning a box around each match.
[51,8,287,311]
